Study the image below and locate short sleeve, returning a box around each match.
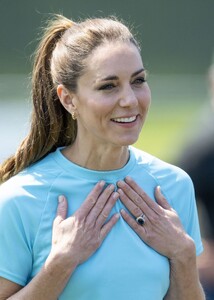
[182,178,204,256]
[167,173,204,256]
[0,176,45,286]
[0,197,32,285]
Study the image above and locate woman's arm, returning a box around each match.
[164,252,205,300]
[198,239,214,289]
[0,181,119,299]
[117,176,205,300]
[3,257,77,300]
[0,257,77,300]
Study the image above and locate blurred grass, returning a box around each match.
[134,103,202,163]
[134,73,208,163]
[0,73,209,164]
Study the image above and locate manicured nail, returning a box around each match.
[113,192,119,199]
[117,180,124,187]
[58,195,64,203]
[117,188,123,195]
[108,184,115,190]
[125,176,132,182]
[115,213,120,219]
[99,180,105,187]
[156,186,161,193]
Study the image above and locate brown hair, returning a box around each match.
[0,14,140,183]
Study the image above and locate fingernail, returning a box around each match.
[108,184,115,190]
[115,213,120,219]
[99,180,105,187]
[58,195,64,203]
[125,176,132,182]
[117,181,124,187]
[113,192,119,199]
[157,186,161,193]
[117,188,123,195]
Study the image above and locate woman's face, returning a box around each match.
[72,42,151,148]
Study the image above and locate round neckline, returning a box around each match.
[52,146,136,181]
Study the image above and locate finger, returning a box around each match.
[54,195,68,225]
[117,179,155,217]
[117,179,141,205]
[117,181,159,222]
[96,192,119,225]
[100,213,120,240]
[77,181,106,218]
[120,209,146,237]
[124,176,164,215]
[117,188,143,218]
[155,186,171,210]
[86,184,115,223]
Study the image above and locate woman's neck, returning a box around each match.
[62,141,130,171]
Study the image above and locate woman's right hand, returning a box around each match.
[0,182,119,300]
[48,181,120,270]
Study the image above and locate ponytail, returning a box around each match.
[0,15,77,183]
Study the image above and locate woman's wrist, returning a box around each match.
[169,234,196,264]
[45,250,78,279]
[165,236,204,300]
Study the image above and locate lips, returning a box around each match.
[111,116,137,123]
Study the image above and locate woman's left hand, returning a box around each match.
[117,176,195,260]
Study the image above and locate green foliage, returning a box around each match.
[0,0,214,73]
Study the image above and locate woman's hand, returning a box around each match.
[117,176,195,260]
[117,176,205,299]
[0,182,120,300]
[49,181,120,270]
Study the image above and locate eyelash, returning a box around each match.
[98,83,116,91]
[98,76,147,91]
[133,77,146,85]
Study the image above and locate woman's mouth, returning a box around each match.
[111,116,137,123]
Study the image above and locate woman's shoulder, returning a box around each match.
[130,146,192,185]
[0,149,64,208]
[0,150,65,247]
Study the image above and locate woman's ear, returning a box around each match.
[57,84,77,113]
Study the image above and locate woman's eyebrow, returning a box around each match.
[100,68,145,82]
[100,75,118,81]
[131,68,145,77]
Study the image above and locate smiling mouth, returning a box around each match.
[111,116,137,123]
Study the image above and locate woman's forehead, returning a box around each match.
[83,42,143,79]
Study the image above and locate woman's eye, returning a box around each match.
[133,77,146,85]
[98,83,116,91]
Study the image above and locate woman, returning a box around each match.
[0,14,205,299]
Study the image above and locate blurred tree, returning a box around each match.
[0,0,213,74]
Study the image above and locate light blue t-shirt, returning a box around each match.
[0,146,203,299]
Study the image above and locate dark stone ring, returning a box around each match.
[136,214,146,226]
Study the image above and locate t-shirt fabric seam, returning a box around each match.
[32,170,65,250]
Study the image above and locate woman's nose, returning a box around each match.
[119,85,138,107]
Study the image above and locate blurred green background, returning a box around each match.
[0,0,214,163]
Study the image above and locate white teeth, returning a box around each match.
[112,116,137,123]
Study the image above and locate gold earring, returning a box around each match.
[72,112,77,120]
